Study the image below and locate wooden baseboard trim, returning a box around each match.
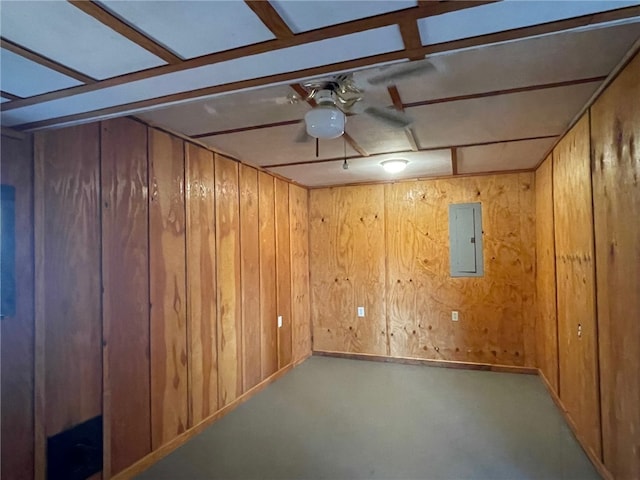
[313,350,538,375]
[111,354,311,480]
[537,370,612,480]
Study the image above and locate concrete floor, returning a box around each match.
[137,356,599,480]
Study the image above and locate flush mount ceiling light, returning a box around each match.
[304,90,345,139]
[381,159,409,173]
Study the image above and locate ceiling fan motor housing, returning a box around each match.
[305,89,345,139]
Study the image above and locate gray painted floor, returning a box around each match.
[137,356,599,480]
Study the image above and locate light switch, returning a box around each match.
[357,307,365,317]
[452,311,459,321]
[278,316,283,328]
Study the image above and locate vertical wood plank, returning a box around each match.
[289,184,311,362]
[553,114,601,459]
[33,133,45,480]
[101,118,151,474]
[385,182,418,358]
[535,155,559,392]
[240,165,261,391]
[36,124,103,439]
[275,178,292,368]
[309,186,387,356]
[1,133,34,480]
[215,155,242,406]
[591,52,640,479]
[309,188,353,353]
[149,128,188,449]
[185,142,217,427]
[518,173,536,367]
[258,172,278,379]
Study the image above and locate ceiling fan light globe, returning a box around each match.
[381,159,409,173]
[305,106,345,139]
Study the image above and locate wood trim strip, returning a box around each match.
[262,134,558,168]
[291,84,315,106]
[398,19,424,61]
[192,118,302,138]
[403,76,607,109]
[343,132,368,157]
[313,350,539,375]
[33,133,46,480]
[425,5,640,58]
[68,1,183,64]
[1,127,27,140]
[305,167,537,189]
[538,370,614,480]
[404,128,419,152]
[0,1,494,112]
[0,90,23,101]
[111,355,311,480]
[387,85,404,111]
[387,85,419,151]
[451,147,458,175]
[245,1,294,39]
[0,37,95,84]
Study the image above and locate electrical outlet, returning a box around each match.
[357,307,365,317]
[278,316,283,328]
[452,311,459,321]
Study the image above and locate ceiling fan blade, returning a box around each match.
[363,105,413,129]
[294,122,312,143]
[366,59,436,86]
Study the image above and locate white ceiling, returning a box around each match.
[1,1,639,187]
[99,1,276,59]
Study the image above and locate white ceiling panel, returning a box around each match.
[271,0,416,33]
[345,113,413,155]
[418,0,640,45]
[0,49,83,97]
[409,82,600,149]
[457,137,557,174]
[138,85,310,136]
[99,1,275,59]
[201,123,359,167]
[0,1,166,80]
[2,25,404,127]
[400,22,640,104]
[269,149,451,187]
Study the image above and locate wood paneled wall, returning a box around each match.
[534,155,558,393]
[215,155,242,407]
[258,172,278,378]
[310,185,388,356]
[185,142,217,427]
[553,115,601,459]
[1,133,34,480]
[35,124,104,441]
[309,174,536,366]
[4,117,311,480]
[240,165,262,392]
[275,179,293,368]
[290,185,312,362]
[590,52,640,479]
[101,119,151,475]
[535,52,640,479]
[149,129,189,449]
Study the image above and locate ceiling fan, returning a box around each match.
[293,58,437,142]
